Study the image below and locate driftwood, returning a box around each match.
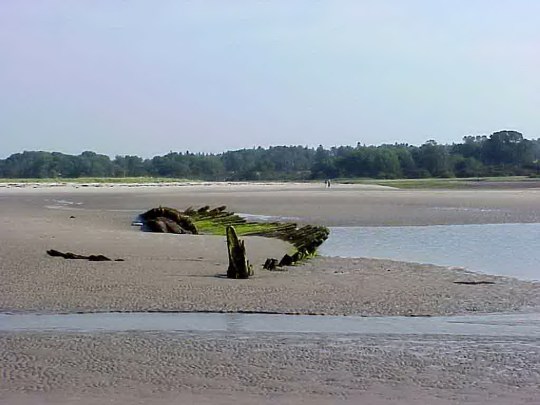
[46,249,124,262]
[226,226,253,279]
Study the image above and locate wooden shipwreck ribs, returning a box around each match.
[139,205,330,278]
[226,226,253,279]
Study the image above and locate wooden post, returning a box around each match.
[226,226,253,279]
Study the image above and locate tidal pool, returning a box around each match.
[319,223,540,281]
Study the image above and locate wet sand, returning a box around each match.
[2,332,539,405]
[1,183,539,404]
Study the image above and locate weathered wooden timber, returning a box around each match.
[140,207,198,234]
[47,249,124,262]
[145,217,188,234]
[263,258,279,270]
[226,226,253,279]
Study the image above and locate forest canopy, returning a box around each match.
[1,131,539,180]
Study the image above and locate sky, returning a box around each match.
[1,1,539,158]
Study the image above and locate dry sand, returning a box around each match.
[1,183,539,404]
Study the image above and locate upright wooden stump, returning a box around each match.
[226,226,253,279]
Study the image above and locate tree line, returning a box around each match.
[1,130,539,180]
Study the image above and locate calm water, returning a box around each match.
[319,223,540,281]
[1,312,538,337]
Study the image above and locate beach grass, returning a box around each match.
[339,176,534,189]
[0,177,193,184]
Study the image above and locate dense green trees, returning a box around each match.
[1,131,539,180]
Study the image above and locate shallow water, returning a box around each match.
[1,312,539,337]
[320,223,540,281]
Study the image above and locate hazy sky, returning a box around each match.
[1,1,539,158]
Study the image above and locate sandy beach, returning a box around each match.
[1,183,539,404]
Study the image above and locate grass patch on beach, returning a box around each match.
[340,176,534,189]
[368,178,470,189]
[0,177,193,184]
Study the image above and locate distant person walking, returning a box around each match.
[325,179,331,188]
